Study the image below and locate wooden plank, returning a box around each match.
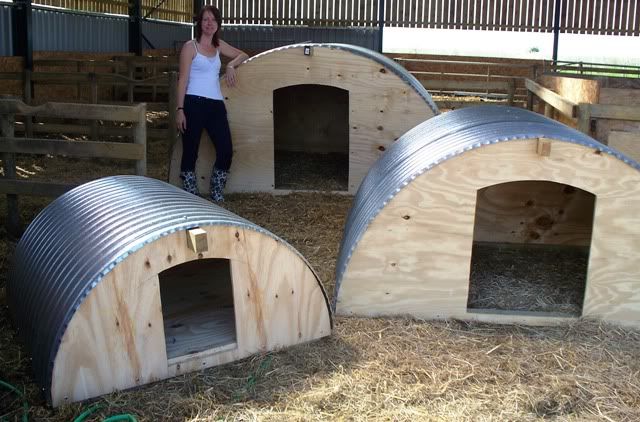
[592,0,602,34]
[537,74,600,105]
[133,103,147,176]
[0,100,144,122]
[13,123,164,139]
[338,138,640,327]
[605,0,615,35]
[565,0,575,32]
[0,180,75,196]
[186,228,209,253]
[0,137,144,159]
[537,137,552,156]
[164,308,236,359]
[51,225,331,406]
[577,103,592,134]
[608,131,640,162]
[599,87,640,106]
[498,0,507,30]
[525,78,577,118]
[0,115,21,237]
[415,0,424,28]
[418,78,511,91]
[588,104,640,121]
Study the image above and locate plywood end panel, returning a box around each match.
[338,139,640,327]
[52,225,331,405]
[169,45,435,194]
[608,131,640,162]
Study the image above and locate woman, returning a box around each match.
[176,5,248,201]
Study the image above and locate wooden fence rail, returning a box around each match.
[0,99,148,237]
[0,70,178,144]
[395,57,535,105]
[525,78,640,148]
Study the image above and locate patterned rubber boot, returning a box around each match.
[210,167,228,202]
[180,171,198,195]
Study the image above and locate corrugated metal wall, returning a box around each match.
[1,4,13,56]
[222,26,379,51]
[142,19,192,51]
[142,20,192,50]
[1,5,376,54]
[0,4,191,54]
[32,7,128,52]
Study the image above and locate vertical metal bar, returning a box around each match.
[193,0,203,17]
[129,0,143,55]
[552,0,561,63]
[377,0,384,52]
[12,0,33,71]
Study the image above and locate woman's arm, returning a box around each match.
[219,40,249,87]
[176,41,195,132]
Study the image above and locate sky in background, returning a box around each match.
[383,28,640,65]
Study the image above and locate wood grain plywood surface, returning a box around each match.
[169,46,435,194]
[51,225,330,406]
[337,138,640,327]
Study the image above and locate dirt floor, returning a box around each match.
[1,113,640,421]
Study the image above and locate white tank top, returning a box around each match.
[186,40,223,100]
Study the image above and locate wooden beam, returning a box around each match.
[0,100,144,122]
[186,228,208,253]
[588,104,640,122]
[0,179,75,196]
[537,138,552,156]
[417,78,510,92]
[525,78,577,119]
[608,131,640,162]
[1,114,21,236]
[0,137,145,160]
[14,123,165,139]
[577,104,592,135]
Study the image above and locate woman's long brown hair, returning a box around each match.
[194,5,222,47]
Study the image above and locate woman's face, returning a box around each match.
[201,11,218,37]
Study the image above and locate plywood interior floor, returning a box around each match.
[274,150,348,191]
[467,242,590,316]
[159,258,237,360]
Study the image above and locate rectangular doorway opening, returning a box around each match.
[274,84,349,191]
[467,181,595,317]
[159,258,236,360]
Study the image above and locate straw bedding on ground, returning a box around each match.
[0,116,639,421]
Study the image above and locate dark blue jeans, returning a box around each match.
[180,95,233,172]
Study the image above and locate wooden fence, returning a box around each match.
[525,78,640,144]
[0,99,148,237]
[0,62,179,144]
[394,56,536,106]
